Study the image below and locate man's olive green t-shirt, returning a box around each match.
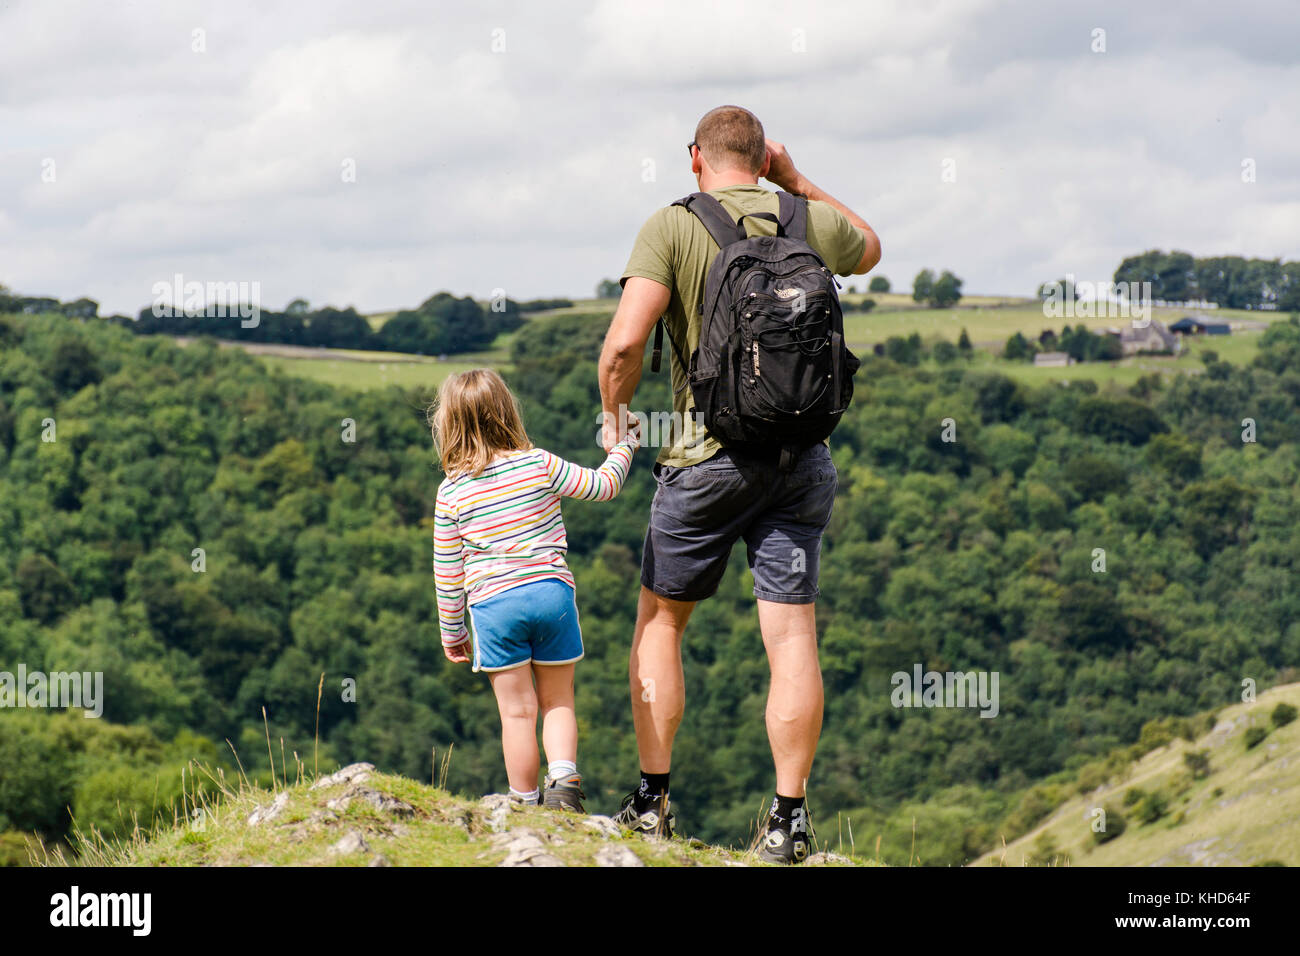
[620,183,867,467]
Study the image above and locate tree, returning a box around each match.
[1003,331,1033,361]
[912,269,935,304]
[16,554,79,624]
[957,328,972,354]
[869,275,891,293]
[930,271,963,308]
[45,338,103,392]
[933,340,959,364]
[61,297,99,319]
[596,279,622,299]
[1037,278,1073,301]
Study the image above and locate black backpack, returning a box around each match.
[651,190,860,467]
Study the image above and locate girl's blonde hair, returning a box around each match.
[430,368,532,478]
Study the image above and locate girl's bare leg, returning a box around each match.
[488,665,540,792]
[533,663,577,767]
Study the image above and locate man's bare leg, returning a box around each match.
[757,599,824,797]
[628,586,695,773]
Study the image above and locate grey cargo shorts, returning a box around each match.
[640,443,838,604]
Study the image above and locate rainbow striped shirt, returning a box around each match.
[434,439,637,646]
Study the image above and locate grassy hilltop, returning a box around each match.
[45,763,859,868]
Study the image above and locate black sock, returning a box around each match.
[635,771,670,812]
[768,793,806,833]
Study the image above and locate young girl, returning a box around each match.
[431,368,639,810]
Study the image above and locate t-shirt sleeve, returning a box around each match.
[540,440,636,501]
[620,207,676,289]
[432,483,468,647]
[807,201,868,277]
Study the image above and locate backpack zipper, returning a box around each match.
[752,342,760,377]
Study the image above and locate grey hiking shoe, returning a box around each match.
[542,772,586,813]
[755,806,812,865]
[508,791,539,806]
[612,790,675,837]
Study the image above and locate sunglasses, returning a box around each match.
[687,141,698,157]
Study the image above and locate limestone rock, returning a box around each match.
[805,851,854,866]
[329,830,371,856]
[325,783,414,817]
[495,828,565,867]
[594,844,644,867]
[247,790,291,826]
[582,815,621,839]
[480,793,513,832]
[311,763,376,790]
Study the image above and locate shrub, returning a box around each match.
[1092,806,1126,844]
[1183,749,1211,779]
[1133,790,1169,824]
[1001,785,1059,841]
[1244,726,1268,749]
[1271,703,1297,729]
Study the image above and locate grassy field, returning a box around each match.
[971,682,1300,867]
[261,353,507,391]
[254,295,1282,392]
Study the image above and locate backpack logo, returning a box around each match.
[773,287,801,300]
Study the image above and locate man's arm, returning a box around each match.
[763,139,882,275]
[598,276,671,451]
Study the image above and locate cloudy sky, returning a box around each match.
[1,0,1297,316]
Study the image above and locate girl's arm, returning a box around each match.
[433,487,470,647]
[542,435,637,502]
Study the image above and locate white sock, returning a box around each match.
[510,786,539,803]
[547,760,578,780]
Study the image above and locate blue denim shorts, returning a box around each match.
[467,578,584,673]
[641,443,838,604]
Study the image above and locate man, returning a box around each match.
[598,105,881,863]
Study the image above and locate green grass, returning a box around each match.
[261,354,508,391]
[972,682,1300,867]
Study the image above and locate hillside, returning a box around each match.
[5,310,1300,866]
[973,682,1300,866]
[53,763,858,868]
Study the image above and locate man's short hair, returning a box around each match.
[694,106,766,175]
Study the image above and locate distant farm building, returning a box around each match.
[1119,320,1179,355]
[1034,351,1075,367]
[1169,315,1230,335]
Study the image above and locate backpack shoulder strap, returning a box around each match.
[672,192,747,247]
[777,191,808,242]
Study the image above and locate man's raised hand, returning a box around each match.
[764,139,802,194]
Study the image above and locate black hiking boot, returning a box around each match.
[755,806,812,864]
[612,790,675,837]
[542,772,586,813]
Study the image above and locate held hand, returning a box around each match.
[600,409,621,453]
[624,410,643,449]
[764,138,801,193]
[443,638,472,663]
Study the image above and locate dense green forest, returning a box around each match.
[2,309,1299,865]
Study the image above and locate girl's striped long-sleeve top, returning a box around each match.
[434,439,637,646]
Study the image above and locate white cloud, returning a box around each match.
[0,0,1296,315]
